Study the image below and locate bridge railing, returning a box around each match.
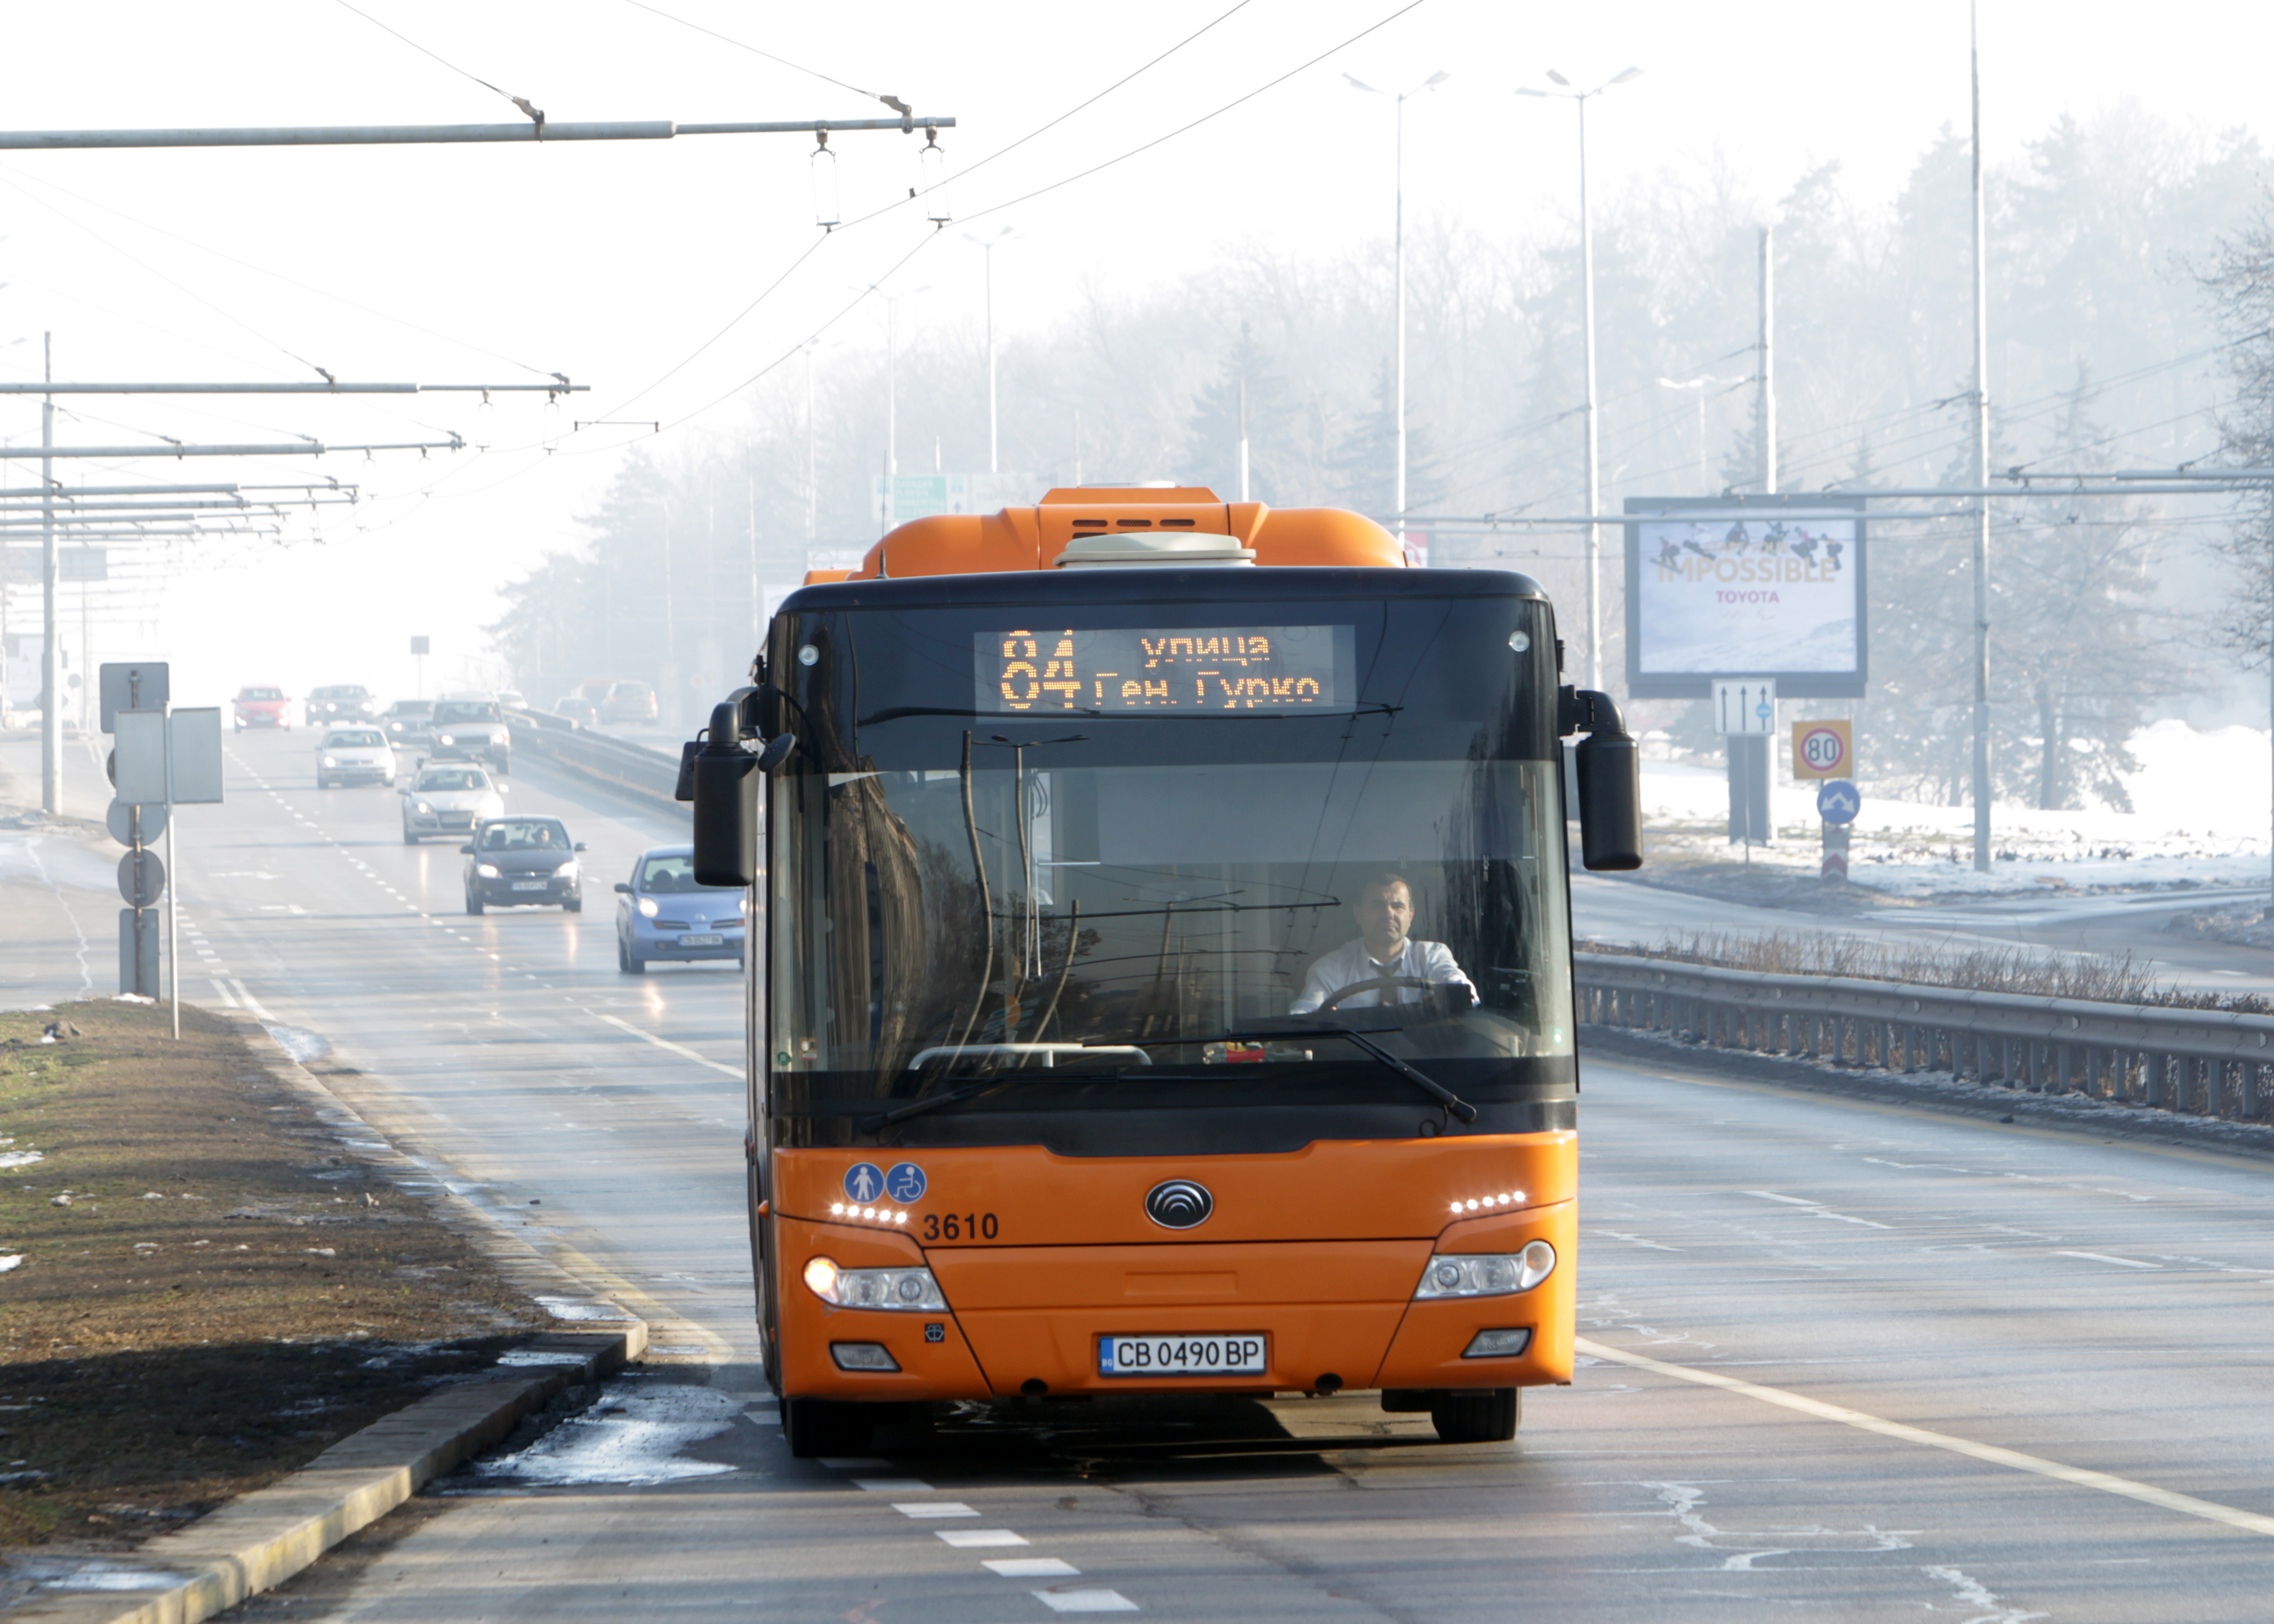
[1575,950,2274,1124]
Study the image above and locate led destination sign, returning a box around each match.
[977,625,1354,713]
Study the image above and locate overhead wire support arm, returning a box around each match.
[0,117,955,151]
[0,436,462,459]
[0,381,585,395]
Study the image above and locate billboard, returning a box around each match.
[1624,495,1866,698]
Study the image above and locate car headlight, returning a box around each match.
[321,756,338,767]
[1413,1243,1557,1299]
[637,897,659,918]
[801,1257,946,1311]
[439,733,455,745]
[475,863,500,878]
[414,801,433,814]
[556,861,578,880]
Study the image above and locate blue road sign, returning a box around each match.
[1816,779,1861,826]
[843,1162,885,1204]
[885,1162,928,1203]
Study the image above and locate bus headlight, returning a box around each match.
[1413,1242,1556,1299]
[801,1256,948,1311]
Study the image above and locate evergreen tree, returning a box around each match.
[1330,358,1446,518]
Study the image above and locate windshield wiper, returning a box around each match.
[1088,1027,1478,1124]
[861,1080,1006,1133]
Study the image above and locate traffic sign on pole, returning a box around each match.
[1816,779,1861,825]
[1711,678,1778,735]
[1792,718,1853,780]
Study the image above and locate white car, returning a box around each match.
[399,764,507,844]
[316,727,397,789]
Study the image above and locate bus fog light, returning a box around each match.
[830,1341,901,1371]
[1462,1327,1533,1358]
[1414,1242,1557,1299]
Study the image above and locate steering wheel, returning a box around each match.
[1316,975,1447,1013]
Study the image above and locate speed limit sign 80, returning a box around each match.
[1792,719,1852,780]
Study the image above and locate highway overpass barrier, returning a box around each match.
[506,707,681,809]
[1576,951,2274,1126]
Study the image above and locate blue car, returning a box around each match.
[614,845,746,973]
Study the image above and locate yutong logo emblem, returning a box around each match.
[1145,1180,1214,1229]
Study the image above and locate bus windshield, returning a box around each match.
[772,754,1572,1141]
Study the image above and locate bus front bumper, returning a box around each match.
[773,1201,1575,1403]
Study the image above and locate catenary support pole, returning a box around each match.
[1579,93,1601,690]
[1761,226,1776,494]
[1394,92,1408,551]
[1970,0,1994,873]
[40,334,58,817]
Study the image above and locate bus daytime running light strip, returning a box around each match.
[830,1202,911,1226]
[1449,1191,1527,1215]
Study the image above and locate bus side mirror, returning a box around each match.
[690,700,790,887]
[1561,686,1642,872]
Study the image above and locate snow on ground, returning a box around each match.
[1641,718,2273,898]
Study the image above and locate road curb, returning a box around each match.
[1580,1022,2274,1162]
[7,1327,644,1624]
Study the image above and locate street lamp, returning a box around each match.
[1345,68,1449,544]
[1518,65,1643,691]
[1658,374,1739,494]
[963,226,1017,475]
[858,284,931,532]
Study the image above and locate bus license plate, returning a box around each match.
[510,880,547,891]
[678,933,724,947]
[1098,1334,1266,1377]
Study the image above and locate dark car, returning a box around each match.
[381,699,435,751]
[553,694,600,728]
[600,678,657,725]
[461,817,584,914]
[613,845,746,973]
[232,685,291,731]
[430,698,511,774]
[305,683,376,727]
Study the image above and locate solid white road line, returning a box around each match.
[1576,1335,2274,1539]
[2056,1251,2162,1270]
[226,978,275,1021]
[589,1010,743,1078]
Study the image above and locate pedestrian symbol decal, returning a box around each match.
[844,1162,884,1203]
[885,1162,928,1203]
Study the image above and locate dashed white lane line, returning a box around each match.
[986,1558,1077,1577]
[1746,1191,1818,1206]
[1033,1590,1138,1614]
[938,1529,1029,1548]
[853,1479,933,1493]
[589,1010,743,1078]
[893,1502,979,1519]
[2056,1251,2162,1270]
[1577,1335,2274,1539]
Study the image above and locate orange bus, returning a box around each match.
[686,488,1640,1455]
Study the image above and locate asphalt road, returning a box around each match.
[14,729,2274,1619]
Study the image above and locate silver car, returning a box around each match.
[399,763,506,844]
[316,726,397,789]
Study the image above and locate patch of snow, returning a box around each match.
[473,1379,738,1486]
[0,1151,43,1170]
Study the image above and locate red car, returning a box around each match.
[232,685,292,731]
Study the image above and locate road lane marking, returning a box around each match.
[893,1502,979,1518]
[1746,1191,1819,1206]
[937,1529,1030,1548]
[853,1479,932,1493]
[209,981,239,1008]
[588,1011,743,1078]
[226,979,275,1021]
[1576,1335,2274,1539]
[986,1557,1076,1576]
[1033,1588,1138,1613]
[2055,1251,2162,1270]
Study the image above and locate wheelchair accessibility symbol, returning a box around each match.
[885,1162,928,1203]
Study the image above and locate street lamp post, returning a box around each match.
[1519,67,1643,691]
[1658,374,1738,493]
[1345,70,1449,546]
[964,227,1016,475]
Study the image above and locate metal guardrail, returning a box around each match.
[505,708,682,808]
[1575,951,2274,1125]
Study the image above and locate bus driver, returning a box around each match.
[1289,872,1478,1014]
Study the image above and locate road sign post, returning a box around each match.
[1815,777,1861,883]
[1794,726,1858,880]
[99,670,221,1034]
[1712,679,1777,849]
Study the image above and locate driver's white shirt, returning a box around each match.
[1289,938,1476,1014]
